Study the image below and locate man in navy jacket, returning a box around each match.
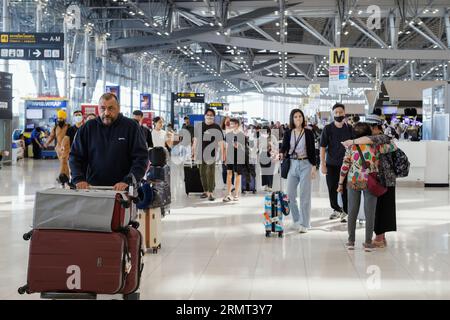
[69,93,148,191]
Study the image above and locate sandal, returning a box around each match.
[372,240,385,248]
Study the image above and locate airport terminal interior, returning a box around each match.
[1,0,450,301]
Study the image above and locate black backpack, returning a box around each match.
[392,148,410,177]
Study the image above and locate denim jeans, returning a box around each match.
[287,159,312,228]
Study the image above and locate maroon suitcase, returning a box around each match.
[19,229,141,296]
[122,226,144,295]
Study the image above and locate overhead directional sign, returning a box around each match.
[329,48,349,95]
[0,32,64,61]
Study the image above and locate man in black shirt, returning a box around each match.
[64,110,83,148]
[70,93,148,190]
[192,108,224,201]
[223,118,246,202]
[320,103,353,222]
[132,110,153,148]
[181,116,194,143]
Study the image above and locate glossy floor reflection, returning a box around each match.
[1,159,450,300]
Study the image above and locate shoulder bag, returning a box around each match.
[355,145,387,197]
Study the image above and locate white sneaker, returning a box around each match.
[298,226,308,233]
[267,187,272,192]
[340,212,348,223]
[263,186,268,192]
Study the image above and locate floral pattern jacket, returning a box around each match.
[340,140,397,190]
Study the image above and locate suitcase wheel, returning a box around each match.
[124,292,140,300]
[18,285,29,295]
[278,231,283,238]
[265,231,271,238]
[23,231,33,241]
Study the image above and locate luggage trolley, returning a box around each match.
[18,179,144,300]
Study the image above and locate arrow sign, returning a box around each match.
[32,49,42,58]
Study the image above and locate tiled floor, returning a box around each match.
[1,159,450,300]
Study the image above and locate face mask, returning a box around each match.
[334,116,345,123]
[205,116,214,124]
[74,116,83,124]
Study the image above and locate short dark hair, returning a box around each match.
[133,110,144,117]
[230,118,240,125]
[289,109,306,130]
[99,92,119,104]
[332,103,345,111]
[87,113,97,118]
[73,110,82,115]
[153,116,162,124]
[353,122,371,138]
[184,116,189,120]
[204,108,216,116]
[373,108,382,116]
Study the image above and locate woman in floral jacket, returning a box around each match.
[338,122,396,252]
[342,115,397,248]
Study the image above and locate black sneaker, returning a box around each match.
[208,195,215,201]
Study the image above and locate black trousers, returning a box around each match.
[32,140,42,159]
[261,175,273,188]
[374,186,397,235]
[326,165,348,213]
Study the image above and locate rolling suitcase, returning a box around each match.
[184,162,204,195]
[148,180,171,208]
[137,208,162,254]
[122,226,144,296]
[31,188,134,233]
[18,227,143,299]
[264,191,290,238]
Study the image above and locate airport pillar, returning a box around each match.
[2,0,10,73]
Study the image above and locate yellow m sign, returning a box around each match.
[329,48,349,66]
[1,34,9,43]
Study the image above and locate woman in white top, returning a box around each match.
[152,116,173,149]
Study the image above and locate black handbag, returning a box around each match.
[281,130,304,179]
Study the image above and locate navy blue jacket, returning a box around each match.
[280,128,317,166]
[69,113,148,186]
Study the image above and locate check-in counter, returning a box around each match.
[396,140,449,187]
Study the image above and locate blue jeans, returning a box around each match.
[287,159,312,228]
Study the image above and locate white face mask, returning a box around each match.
[205,115,214,124]
[74,116,83,124]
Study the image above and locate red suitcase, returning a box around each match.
[19,227,144,298]
[122,226,144,295]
